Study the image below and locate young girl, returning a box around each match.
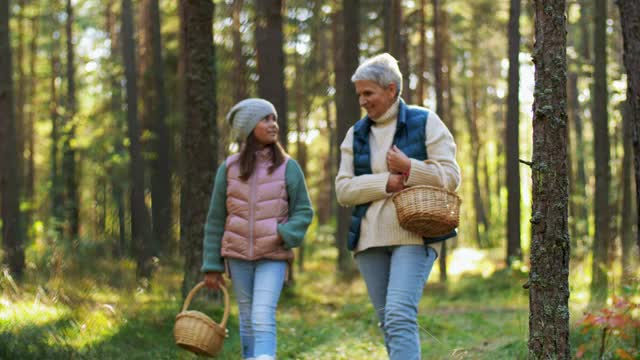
[202,98,313,360]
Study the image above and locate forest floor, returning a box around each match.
[0,245,636,359]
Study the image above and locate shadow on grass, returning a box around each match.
[0,316,78,360]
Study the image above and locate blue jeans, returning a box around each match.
[355,245,437,360]
[227,258,287,359]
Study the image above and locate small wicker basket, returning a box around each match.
[174,281,230,357]
[391,161,461,237]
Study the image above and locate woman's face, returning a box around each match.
[253,114,279,145]
[354,80,397,119]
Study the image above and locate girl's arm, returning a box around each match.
[278,160,314,249]
[335,127,392,206]
[201,162,228,273]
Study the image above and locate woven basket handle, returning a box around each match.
[423,159,446,188]
[181,281,231,329]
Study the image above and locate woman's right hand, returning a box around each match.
[204,272,225,290]
[386,173,405,193]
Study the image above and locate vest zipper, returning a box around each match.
[249,170,258,258]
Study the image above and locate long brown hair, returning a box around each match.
[238,132,286,181]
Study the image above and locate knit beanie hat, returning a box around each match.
[226,98,278,139]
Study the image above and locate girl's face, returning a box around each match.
[354,80,397,120]
[253,114,279,146]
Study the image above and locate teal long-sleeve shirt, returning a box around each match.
[201,159,314,273]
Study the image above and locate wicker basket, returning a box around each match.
[174,281,229,357]
[391,161,460,237]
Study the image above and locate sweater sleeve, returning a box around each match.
[201,162,228,273]
[404,111,461,191]
[335,127,392,206]
[278,160,314,249]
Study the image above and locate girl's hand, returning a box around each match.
[387,145,411,174]
[204,272,225,290]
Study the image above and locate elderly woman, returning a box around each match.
[335,53,460,359]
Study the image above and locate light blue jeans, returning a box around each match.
[355,245,437,360]
[227,258,287,359]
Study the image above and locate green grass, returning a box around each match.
[1,247,637,359]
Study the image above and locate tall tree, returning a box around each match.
[0,0,24,279]
[105,0,127,257]
[416,0,427,105]
[63,0,79,239]
[255,0,287,149]
[590,0,610,305]
[140,0,171,256]
[231,0,248,104]
[617,0,640,258]
[506,0,521,265]
[384,0,411,104]
[179,0,217,297]
[432,0,443,116]
[122,0,152,279]
[335,0,359,276]
[528,0,570,357]
[25,8,39,235]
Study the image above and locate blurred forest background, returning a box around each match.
[0,0,638,359]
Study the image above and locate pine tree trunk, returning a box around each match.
[232,0,248,104]
[50,31,63,237]
[620,100,635,280]
[616,0,640,259]
[140,0,171,256]
[590,0,610,305]
[25,8,39,238]
[528,0,570,357]
[15,0,25,207]
[63,0,79,240]
[506,0,521,265]
[417,0,427,105]
[106,0,127,258]
[255,0,287,149]
[179,0,217,298]
[1,0,24,279]
[122,0,152,279]
[432,0,443,114]
[334,0,359,276]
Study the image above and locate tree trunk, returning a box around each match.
[232,0,248,104]
[617,0,640,259]
[432,0,443,115]
[417,0,427,105]
[140,0,171,256]
[528,0,570,357]
[0,0,24,279]
[15,0,25,206]
[590,0,610,305]
[255,0,287,149]
[25,7,39,238]
[122,0,152,279]
[506,0,521,265]
[50,29,63,238]
[106,0,127,258]
[335,0,359,276]
[63,0,79,240]
[620,99,635,281]
[179,0,217,298]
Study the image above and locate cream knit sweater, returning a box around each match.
[335,98,461,253]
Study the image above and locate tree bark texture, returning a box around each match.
[617,0,640,258]
[0,0,25,279]
[255,0,287,149]
[528,0,570,358]
[506,0,522,264]
[179,0,217,298]
[122,0,152,279]
[590,0,610,305]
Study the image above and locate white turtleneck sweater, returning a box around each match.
[335,98,461,253]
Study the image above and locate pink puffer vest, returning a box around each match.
[221,150,293,261]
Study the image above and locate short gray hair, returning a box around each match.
[351,53,402,97]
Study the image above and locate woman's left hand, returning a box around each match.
[387,145,411,174]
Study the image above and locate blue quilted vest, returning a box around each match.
[348,99,457,250]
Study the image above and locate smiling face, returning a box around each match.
[354,80,397,119]
[253,114,279,146]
